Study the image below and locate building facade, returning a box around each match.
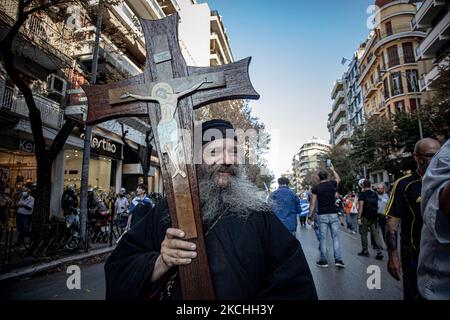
[345,44,366,137]
[292,137,330,191]
[358,0,427,119]
[0,0,231,219]
[412,0,450,94]
[328,78,349,148]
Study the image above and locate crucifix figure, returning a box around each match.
[120,79,211,179]
[82,13,259,299]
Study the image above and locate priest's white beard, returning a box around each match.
[197,164,271,224]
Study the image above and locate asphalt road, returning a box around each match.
[1,224,403,300]
[296,223,403,300]
[1,263,106,300]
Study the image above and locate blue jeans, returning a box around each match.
[348,213,358,232]
[318,213,342,262]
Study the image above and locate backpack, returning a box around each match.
[363,191,379,219]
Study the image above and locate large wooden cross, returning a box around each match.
[82,13,259,299]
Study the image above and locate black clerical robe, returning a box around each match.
[104,199,318,300]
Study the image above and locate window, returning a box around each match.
[409,98,420,113]
[403,43,415,63]
[406,69,419,92]
[391,72,403,96]
[387,45,400,68]
[383,78,390,99]
[385,21,393,36]
[395,100,404,113]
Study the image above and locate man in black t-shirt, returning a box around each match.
[385,138,441,300]
[357,179,384,260]
[308,166,345,268]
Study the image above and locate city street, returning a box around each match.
[1,225,402,300]
[297,225,402,300]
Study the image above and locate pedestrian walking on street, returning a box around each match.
[357,179,384,260]
[385,138,441,300]
[345,192,358,234]
[299,193,309,227]
[270,177,301,235]
[308,165,345,268]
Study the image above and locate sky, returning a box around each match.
[199,0,375,179]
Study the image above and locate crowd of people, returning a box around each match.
[269,137,449,300]
[0,180,162,246]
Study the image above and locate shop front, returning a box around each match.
[121,147,162,194]
[0,135,38,194]
[63,135,122,194]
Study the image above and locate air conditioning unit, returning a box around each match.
[47,74,67,97]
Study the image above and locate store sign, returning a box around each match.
[18,139,35,153]
[90,135,122,160]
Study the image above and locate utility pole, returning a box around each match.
[79,0,104,251]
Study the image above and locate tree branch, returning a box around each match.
[48,118,77,162]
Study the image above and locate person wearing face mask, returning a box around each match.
[384,138,441,300]
[104,119,317,300]
[15,187,35,245]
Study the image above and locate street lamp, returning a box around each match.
[380,69,423,139]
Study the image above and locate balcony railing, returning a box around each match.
[418,10,450,59]
[335,131,349,146]
[0,85,64,129]
[0,0,72,57]
[331,104,346,124]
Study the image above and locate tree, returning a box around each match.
[419,57,450,141]
[120,123,154,183]
[349,116,397,174]
[196,100,273,188]
[326,146,357,194]
[0,0,78,239]
[300,169,320,191]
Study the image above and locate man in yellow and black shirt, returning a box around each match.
[384,138,441,300]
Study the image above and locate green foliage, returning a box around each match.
[195,100,273,188]
[420,58,450,141]
[326,146,357,194]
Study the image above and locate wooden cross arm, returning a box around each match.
[188,57,259,109]
[82,74,148,125]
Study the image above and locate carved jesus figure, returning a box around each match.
[120,79,209,178]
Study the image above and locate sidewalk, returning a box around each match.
[0,245,115,283]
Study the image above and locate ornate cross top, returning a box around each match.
[82,13,259,300]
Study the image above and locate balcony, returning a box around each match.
[412,0,447,31]
[331,103,347,125]
[334,117,348,134]
[416,10,450,61]
[211,33,232,65]
[210,11,233,63]
[74,31,142,77]
[0,85,64,130]
[331,80,344,100]
[0,0,73,69]
[364,83,377,101]
[334,131,349,147]
[419,58,450,91]
[124,0,165,19]
[156,0,180,16]
[377,99,386,110]
[332,91,345,110]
